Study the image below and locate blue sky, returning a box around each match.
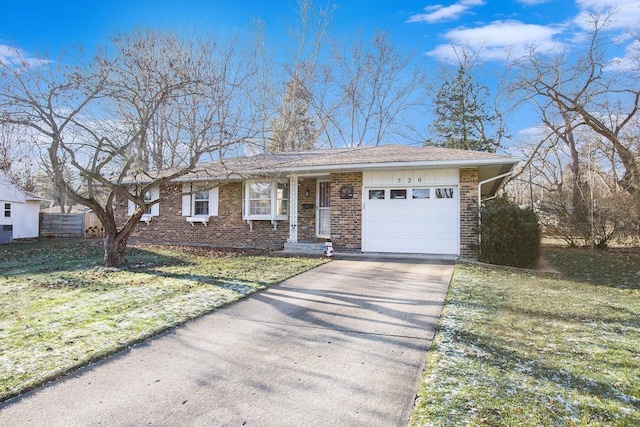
[1,0,639,140]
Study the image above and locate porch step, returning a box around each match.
[283,242,325,254]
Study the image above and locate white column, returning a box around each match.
[288,176,298,243]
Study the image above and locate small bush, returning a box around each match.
[477,196,541,268]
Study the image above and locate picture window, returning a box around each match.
[244,180,289,220]
[276,182,289,216]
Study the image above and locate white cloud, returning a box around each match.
[574,0,640,30]
[518,124,547,137]
[426,20,564,63]
[407,0,485,24]
[576,0,639,9]
[606,39,640,72]
[0,45,50,68]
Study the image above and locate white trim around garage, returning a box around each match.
[361,169,460,255]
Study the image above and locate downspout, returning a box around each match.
[477,171,514,246]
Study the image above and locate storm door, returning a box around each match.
[316,180,331,238]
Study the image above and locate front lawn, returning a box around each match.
[411,248,640,426]
[0,239,326,402]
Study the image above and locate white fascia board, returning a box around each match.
[24,194,52,202]
[125,173,246,184]
[126,158,521,183]
[172,174,244,183]
[282,158,521,175]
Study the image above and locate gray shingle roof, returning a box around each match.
[130,144,520,183]
[280,144,515,167]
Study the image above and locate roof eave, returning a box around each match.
[281,157,521,175]
[125,157,522,183]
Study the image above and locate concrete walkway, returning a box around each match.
[0,257,454,427]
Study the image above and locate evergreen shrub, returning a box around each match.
[477,196,541,268]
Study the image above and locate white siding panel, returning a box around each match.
[383,171,394,185]
[13,201,40,238]
[181,183,191,216]
[209,187,219,216]
[150,187,160,216]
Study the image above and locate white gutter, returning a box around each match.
[126,157,521,184]
[477,170,515,246]
[478,171,514,209]
[282,157,521,175]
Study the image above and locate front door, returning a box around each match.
[316,180,330,238]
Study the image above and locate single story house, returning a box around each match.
[0,170,49,241]
[120,144,520,257]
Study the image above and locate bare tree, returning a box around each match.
[248,3,428,149]
[512,11,640,196]
[0,28,254,265]
[248,0,333,153]
[268,79,318,152]
[321,30,427,147]
[0,122,31,186]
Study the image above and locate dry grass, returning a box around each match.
[0,239,326,401]
[411,248,640,426]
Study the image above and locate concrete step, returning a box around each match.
[283,242,325,254]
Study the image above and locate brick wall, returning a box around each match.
[329,172,362,253]
[118,182,289,249]
[459,168,479,258]
[297,178,317,242]
[118,169,477,256]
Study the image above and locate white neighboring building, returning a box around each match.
[0,170,49,240]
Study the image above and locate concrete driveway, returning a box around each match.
[0,256,454,427]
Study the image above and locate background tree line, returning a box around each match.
[507,11,640,248]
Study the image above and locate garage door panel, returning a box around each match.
[430,211,455,221]
[387,204,410,216]
[387,223,407,235]
[363,185,459,255]
[386,238,412,252]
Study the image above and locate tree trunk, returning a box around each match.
[99,205,141,267]
[103,233,129,267]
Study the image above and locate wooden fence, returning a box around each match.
[83,211,103,237]
[40,213,85,238]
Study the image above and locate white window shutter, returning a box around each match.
[151,187,160,216]
[209,187,219,216]
[181,183,191,216]
[127,188,136,216]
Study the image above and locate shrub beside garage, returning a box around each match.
[476,196,541,268]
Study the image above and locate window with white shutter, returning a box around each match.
[182,183,218,225]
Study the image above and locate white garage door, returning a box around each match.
[363,170,459,255]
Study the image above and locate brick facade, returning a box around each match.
[297,178,318,242]
[459,168,479,258]
[329,172,363,253]
[118,182,289,249]
[119,168,479,257]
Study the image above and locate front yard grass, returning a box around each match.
[411,248,640,426]
[0,239,326,402]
